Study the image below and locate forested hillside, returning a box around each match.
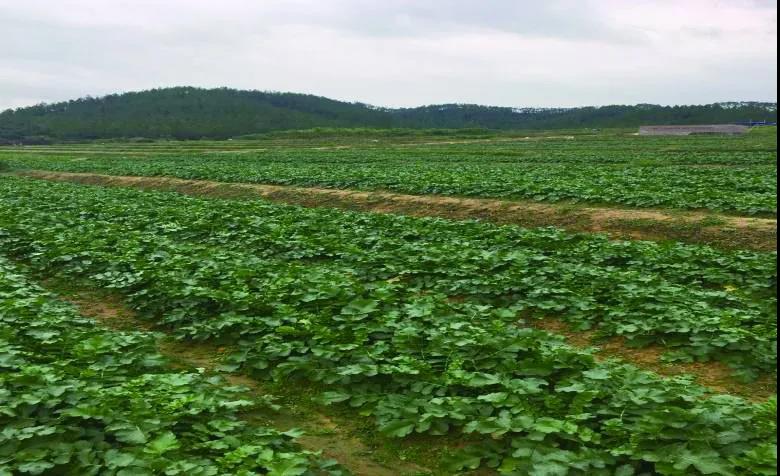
[0,86,775,142]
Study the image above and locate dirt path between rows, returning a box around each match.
[18,170,777,250]
[61,288,433,476]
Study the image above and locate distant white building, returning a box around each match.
[639,124,749,136]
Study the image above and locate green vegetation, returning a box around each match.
[0,256,343,475]
[1,128,776,474]
[0,86,775,142]
[0,176,776,475]
[4,130,776,214]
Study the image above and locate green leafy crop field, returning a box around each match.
[0,174,776,475]
[0,256,343,475]
[1,129,777,214]
[0,129,777,474]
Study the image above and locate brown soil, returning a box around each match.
[17,170,777,251]
[63,288,432,476]
[528,317,777,401]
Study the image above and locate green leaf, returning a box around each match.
[530,460,569,476]
[341,299,378,315]
[105,450,137,468]
[477,392,508,403]
[533,417,564,434]
[672,448,735,476]
[114,426,147,445]
[117,468,154,476]
[582,369,610,380]
[615,464,635,476]
[556,381,586,392]
[267,456,309,476]
[317,391,351,405]
[145,432,180,455]
[380,420,416,437]
[467,373,501,386]
[16,461,56,475]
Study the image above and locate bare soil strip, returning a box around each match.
[18,170,777,250]
[62,288,433,476]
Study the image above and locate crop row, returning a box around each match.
[2,134,776,214]
[0,256,343,475]
[1,176,776,376]
[0,176,776,474]
[4,145,776,164]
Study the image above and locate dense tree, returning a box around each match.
[0,87,775,142]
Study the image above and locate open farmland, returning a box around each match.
[0,255,346,475]
[0,129,777,475]
[2,129,777,215]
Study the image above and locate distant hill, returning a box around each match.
[0,86,775,143]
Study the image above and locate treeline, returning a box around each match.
[0,86,775,143]
[394,103,778,130]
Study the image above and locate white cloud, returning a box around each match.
[0,0,776,110]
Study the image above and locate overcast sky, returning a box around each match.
[1,0,776,111]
